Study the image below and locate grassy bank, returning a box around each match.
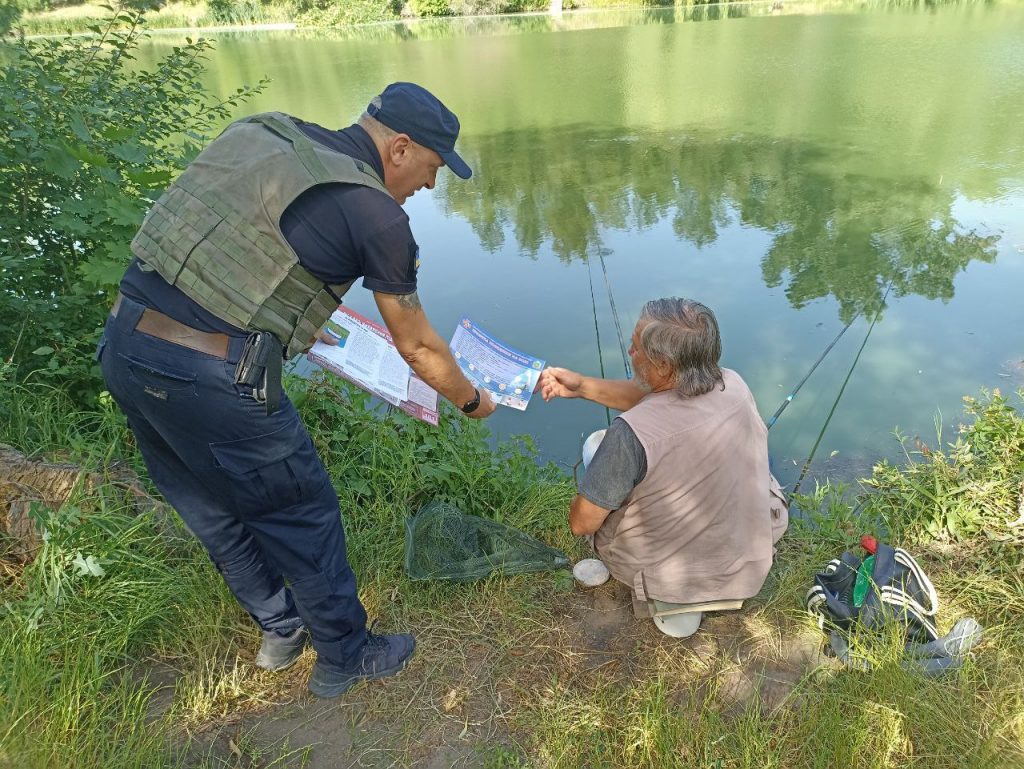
[1,374,1022,767]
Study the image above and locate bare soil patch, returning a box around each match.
[171,577,832,767]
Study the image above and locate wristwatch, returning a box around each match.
[461,388,481,414]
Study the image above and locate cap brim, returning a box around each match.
[440,149,472,180]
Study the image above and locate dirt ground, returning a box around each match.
[174,579,830,768]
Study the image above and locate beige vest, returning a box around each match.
[594,369,788,608]
[131,113,391,358]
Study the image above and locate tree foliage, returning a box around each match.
[295,0,401,27]
[0,8,264,400]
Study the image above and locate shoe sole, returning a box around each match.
[307,648,416,699]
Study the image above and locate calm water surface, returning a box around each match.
[139,5,1024,486]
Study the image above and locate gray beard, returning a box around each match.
[634,368,654,394]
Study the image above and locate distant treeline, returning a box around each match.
[4,0,721,36]
[4,0,962,37]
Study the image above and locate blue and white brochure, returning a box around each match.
[449,317,545,411]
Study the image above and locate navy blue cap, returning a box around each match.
[367,82,472,180]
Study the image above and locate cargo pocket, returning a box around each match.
[122,353,197,402]
[209,420,326,518]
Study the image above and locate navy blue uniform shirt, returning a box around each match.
[120,121,419,336]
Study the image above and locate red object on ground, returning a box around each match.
[860,535,878,554]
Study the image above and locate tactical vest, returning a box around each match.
[130,112,391,359]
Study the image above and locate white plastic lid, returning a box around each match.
[572,558,610,587]
[653,611,702,638]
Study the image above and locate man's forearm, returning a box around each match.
[578,376,647,412]
[401,331,476,408]
[569,494,612,536]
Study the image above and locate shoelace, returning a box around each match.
[365,620,388,649]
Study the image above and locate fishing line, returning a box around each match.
[792,281,895,496]
[596,248,633,379]
[766,312,861,431]
[586,256,612,427]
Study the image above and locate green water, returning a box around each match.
[138,4,1024,485]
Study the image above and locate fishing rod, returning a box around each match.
[596,247,633,380]
[586,255,612,427]
[765,312,861,431]
[791,280,895,496]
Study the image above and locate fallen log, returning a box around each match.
[0,443,169,562]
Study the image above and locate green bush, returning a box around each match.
[409,0,451,17]
[0,0,47,33]
[0,9,264,403]
[496,0,548,10]
[296,0,399,26]
[0,0,19,31]
[446,0,547,15]
[864,390,1024,543]
[207,0,265,23]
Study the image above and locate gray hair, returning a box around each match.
[358,111,399,142]
[638,298,724,397]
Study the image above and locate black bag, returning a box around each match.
[805,538,981,675]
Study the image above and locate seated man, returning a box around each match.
[540,298,788,634]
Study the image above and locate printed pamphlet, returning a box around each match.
[449,317,545,411]
[308,307,440,426]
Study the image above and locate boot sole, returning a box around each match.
[308,649,415,699]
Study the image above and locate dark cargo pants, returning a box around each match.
[99,296,367,668]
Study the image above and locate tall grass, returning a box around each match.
[0,373,575,767]
[1,373,1021,767]
[1,377,258,767]
[295,373,578,583]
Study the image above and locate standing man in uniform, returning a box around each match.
[98,83,495,698]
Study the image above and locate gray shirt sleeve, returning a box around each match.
[577,417,648,511]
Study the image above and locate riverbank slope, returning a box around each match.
[1,375,1021,768]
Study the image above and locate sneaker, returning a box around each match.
[308,631,416,699]
[255,626,308,672]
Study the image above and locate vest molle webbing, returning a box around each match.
[131,112,391,359]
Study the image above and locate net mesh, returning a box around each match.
[404,501,569,582]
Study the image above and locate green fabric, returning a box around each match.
[853,554,875,608]
[130,112,390,358]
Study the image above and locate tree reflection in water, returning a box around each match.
[439,128,998,323]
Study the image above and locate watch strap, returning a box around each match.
[461,388,481,414]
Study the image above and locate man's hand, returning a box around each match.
[540,366,646,412]
[465,388,497,419]
[314,329,339,346]
[540,366,584,401]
